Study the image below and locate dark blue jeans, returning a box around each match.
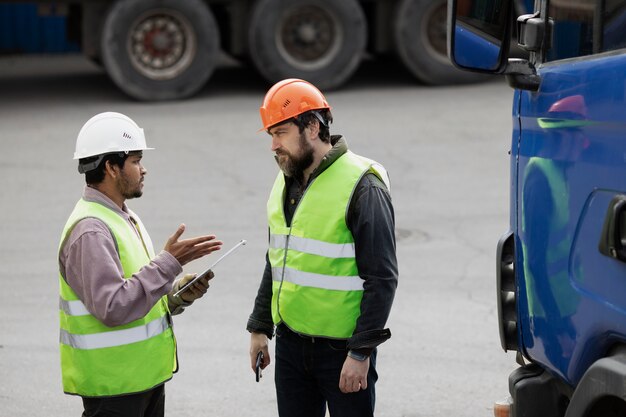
[275,325,378,417]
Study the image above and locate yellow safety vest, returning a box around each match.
[58,199,176,397]
[268,151,389,338]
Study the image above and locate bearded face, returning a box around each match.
[116,153,145,199]
[275,131,314,181]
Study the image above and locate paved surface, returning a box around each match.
[0,54,519,416]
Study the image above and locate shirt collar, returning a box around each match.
[82,185,130,219]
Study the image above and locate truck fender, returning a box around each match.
[565,345,626,417]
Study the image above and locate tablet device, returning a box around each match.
[173,239,247,298]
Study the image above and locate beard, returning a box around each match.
[276,132,314,182]
[117,173,143,199]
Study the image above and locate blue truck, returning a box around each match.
[0,0,487,100]
[448,0,626,415]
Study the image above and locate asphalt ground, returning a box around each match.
[0,54,519,416]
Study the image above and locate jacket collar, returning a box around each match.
[284,135,348,189]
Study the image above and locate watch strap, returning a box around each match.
[347,349,368,361]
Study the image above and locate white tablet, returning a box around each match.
[173,239,247,298]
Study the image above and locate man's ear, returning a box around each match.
[307,118,321,141]
[104,160,119,178]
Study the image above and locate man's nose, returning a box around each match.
[271,136,280,151]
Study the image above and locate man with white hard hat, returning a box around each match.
[58,112,223,416]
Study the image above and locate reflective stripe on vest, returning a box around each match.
[269,234,355,258]
[59,298,90,317]
[268,151,388,338]
[271,267,364,291]
[60,316,169,350]
[58,198,176,397]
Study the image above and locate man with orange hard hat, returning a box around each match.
[247,79,398,417]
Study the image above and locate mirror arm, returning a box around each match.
[504,58,541,91]
[503,58,535,76]
[501,9,552,92]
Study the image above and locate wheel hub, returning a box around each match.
[297,24,318,44]
[128,10,195,80]
[278,6,339,65]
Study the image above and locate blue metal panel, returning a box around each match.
[515,51,626,386]
[0,3,79,53]
[0,5,19,51]
[522,0,533,13]
[453,24,502,70]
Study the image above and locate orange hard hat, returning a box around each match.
[259,79,331,131]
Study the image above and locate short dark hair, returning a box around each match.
[81,152,129,185]
[293,109,333,143]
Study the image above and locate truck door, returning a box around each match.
[516,0,626,386]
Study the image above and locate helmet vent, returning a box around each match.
[283,99,291,108]
[123,132,132,140]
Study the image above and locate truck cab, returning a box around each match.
[448,0,626,415]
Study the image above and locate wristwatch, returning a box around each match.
[347,350,368,361]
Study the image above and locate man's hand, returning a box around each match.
[175,272,214,303]
[250,332,271,373]
[339,356,369,393]
[164,224,222,266]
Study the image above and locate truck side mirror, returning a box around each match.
[516,12,553,52]
[447,0,511,73]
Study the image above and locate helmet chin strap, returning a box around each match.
[77,151,128,174]
[312,111,329,127]
[78,154,105,174]
[296,111,329,128]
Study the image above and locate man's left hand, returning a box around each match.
[175,272,214,303]
[339,356,369,393]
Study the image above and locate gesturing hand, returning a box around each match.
[164,224,222,266]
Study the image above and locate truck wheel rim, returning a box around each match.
[422,1,448,65]
[275,5,342,71]
[127,9,197,80]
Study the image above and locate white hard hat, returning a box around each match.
[74,112,153,171]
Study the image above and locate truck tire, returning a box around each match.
[101,0,219,101]
[393,0,489,85]
[247,0,366,90]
